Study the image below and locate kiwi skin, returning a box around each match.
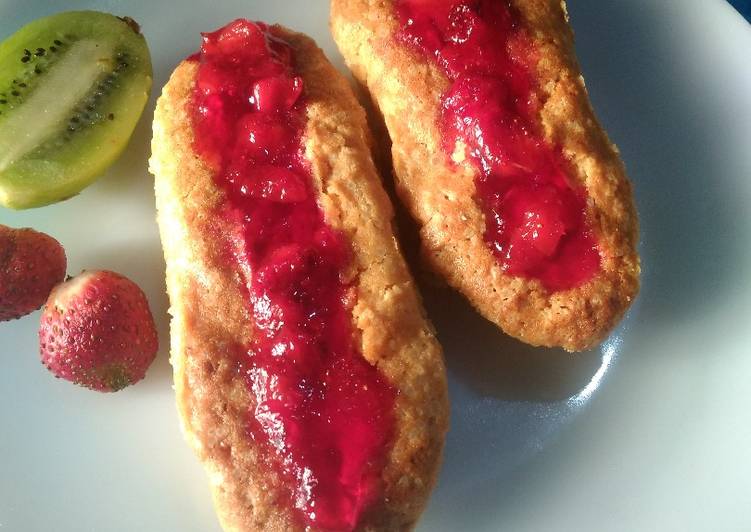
[0,11,153,209]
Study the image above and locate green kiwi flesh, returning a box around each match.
[0,11,153,209]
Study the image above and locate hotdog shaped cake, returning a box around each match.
[151,20,448,531]
[331,0,640,351]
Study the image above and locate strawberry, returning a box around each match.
[39,270,158,392]
[0,224,67,321]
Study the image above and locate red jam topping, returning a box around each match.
[395,0,600,291]
[190,20,395,530]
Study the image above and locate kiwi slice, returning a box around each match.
[0,11,153,209]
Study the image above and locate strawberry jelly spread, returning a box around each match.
[189,20,394,530]
[395,0,600,291]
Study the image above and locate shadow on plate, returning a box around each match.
[421,284,603,402]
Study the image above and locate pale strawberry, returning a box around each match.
[0,224,67,321]
[38,270,158,392]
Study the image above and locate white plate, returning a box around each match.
[2,1,750,530]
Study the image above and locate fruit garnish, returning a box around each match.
[0,224,66,321]
[38,270,158,392]
[0,11,153,209]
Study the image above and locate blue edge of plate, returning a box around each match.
[728,0,751,22]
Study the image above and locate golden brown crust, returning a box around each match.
[150,27,448,532]
[330,0,640,351]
